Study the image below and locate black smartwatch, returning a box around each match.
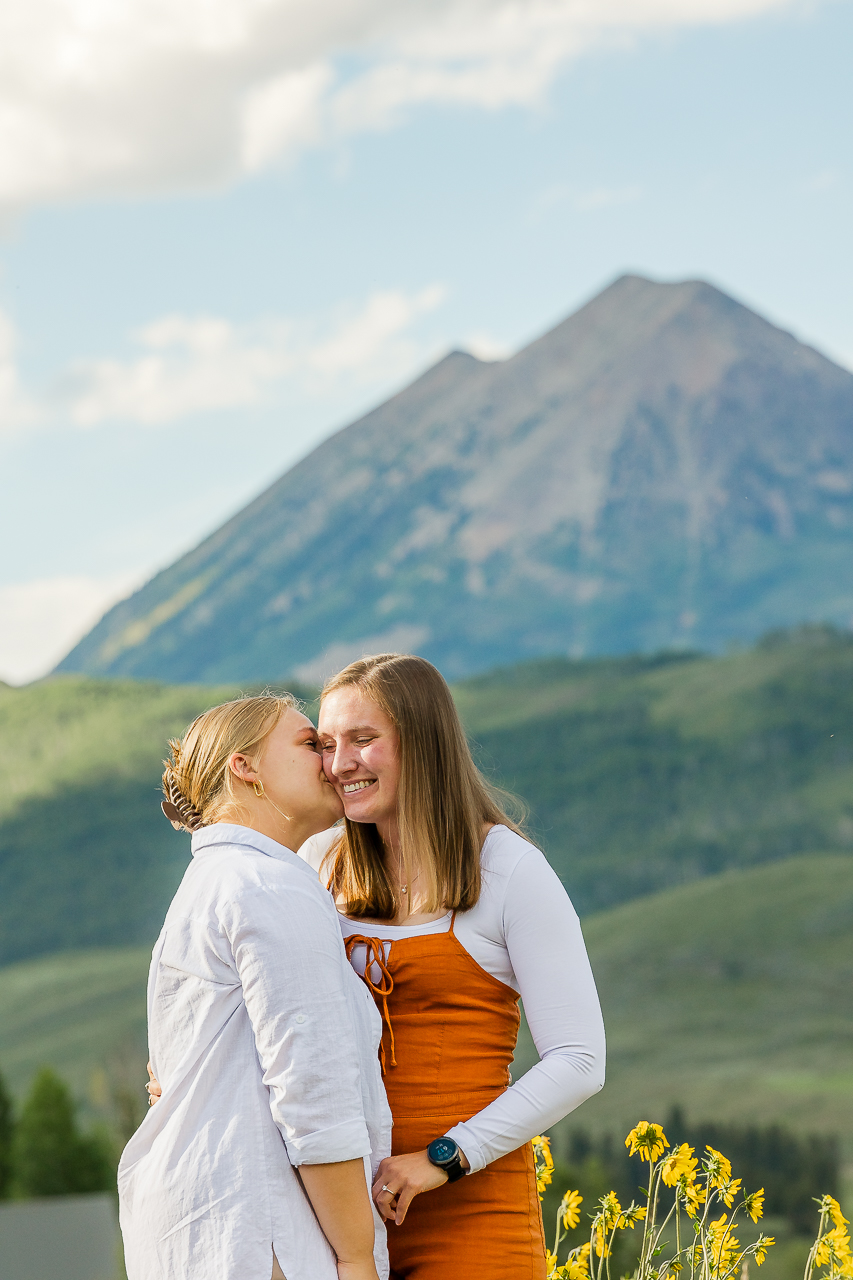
[426,1136,466,1183]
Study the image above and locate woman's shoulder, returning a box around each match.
[480,824,545,881]
[298,826,341,877]
[479,825,576,922]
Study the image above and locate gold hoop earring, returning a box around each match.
[253,779,265,798]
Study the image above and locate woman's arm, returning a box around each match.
[228,878,381,1274]
[300,1160,379,1280]
[445,846,605,1171]
[230,882,373,1166]
[373,843,605,1220]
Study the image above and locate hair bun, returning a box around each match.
[162,769,204,832]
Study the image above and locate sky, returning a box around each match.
[0,0,851,684]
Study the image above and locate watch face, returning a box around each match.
[428,1138,457,1164]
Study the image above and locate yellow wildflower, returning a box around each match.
[705,1213,740,1276]
[625,1121,670,1163]
[661,1143,698,1187]
[754,1237,775,1267]
[533,1135,553,1168]
[592,1192,624,1257]
[744,1189,765,1223]
[626,1205,648,1228]
[533,1135,554,1196]
[599,1191,623,1229]
[564,1243,592,1280]
[816,1226,852,1268]
[683,1180,708,1219]
[705,1146,733,1190]
[822,1197,851,1232]
[721,1178,742,1208]
[560,1189,584,1231]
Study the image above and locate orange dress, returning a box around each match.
[346,916,547,1279]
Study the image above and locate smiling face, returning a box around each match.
[318,687,402,836]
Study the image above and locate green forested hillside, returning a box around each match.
[0,677,235,964]
[3,855,851,1158]
[3,628,853,964]
[457,627,853,912]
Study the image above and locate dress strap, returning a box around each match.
[344,935,397,1072]
[449,910,458,934]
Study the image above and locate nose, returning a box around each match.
[329,740,357,780]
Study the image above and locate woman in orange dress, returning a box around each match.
[303,653,606,1279]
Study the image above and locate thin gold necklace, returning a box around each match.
[399,844,407,895]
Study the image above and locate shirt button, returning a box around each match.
[295,1014,306,1024]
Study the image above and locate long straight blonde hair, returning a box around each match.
[322,654,524,920]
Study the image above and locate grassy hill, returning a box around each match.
[553,853,853,1151]
[3,855,851,1161]
[3,627,853,964]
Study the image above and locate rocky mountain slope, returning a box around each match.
[59,274,853,683]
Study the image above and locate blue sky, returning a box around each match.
[0,0,851,682]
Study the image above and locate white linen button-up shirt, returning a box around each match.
[118,823,391,1280]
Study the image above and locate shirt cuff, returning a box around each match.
[443,1122,485,1174]
[285,1118,372,1166]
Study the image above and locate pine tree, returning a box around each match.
[0,1066,13,1198]
[11,1066,114,1197]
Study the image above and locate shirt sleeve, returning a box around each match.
[445,848,606,1173]
[225,880,372,1167]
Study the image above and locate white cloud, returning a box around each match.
[242,62,334,173]
[0,0,795,212]
[64,284,446,426]
[0,572,141,684]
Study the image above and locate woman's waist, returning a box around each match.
[385,1082,506,1119]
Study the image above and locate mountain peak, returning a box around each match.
[59,276,853,684]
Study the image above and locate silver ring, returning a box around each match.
[381,1185,392,1194]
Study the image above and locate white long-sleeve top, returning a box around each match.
[118,823,391,1280]
[299,824,606,1175]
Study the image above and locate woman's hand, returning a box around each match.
[372,1148,468,1226]
[146,1062,162,1106]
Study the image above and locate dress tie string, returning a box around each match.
[345,934,397,1072]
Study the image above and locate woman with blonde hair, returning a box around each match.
[304,653,606,1279]
[119,691,390,1280]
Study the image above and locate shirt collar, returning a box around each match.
[191,822,316,880]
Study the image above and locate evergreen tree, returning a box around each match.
[0,1066,13,1198]
[11,1067,114,1197]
